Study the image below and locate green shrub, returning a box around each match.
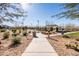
[12,37,21,46]
[23,32,27,36]
[3,32,9,39]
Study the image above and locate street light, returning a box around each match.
[37,20,39,32]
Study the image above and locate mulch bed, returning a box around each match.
[47,36,79,56]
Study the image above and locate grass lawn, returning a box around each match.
[65,32,79,36]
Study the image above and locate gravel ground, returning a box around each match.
[47,36,79,56]
[0,35,32,56]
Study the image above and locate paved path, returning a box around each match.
[22,33,58,56]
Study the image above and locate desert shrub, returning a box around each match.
[12,33,18,37]
[33,31,36,37]
[3,32,9,39]
[65,44,76,49]
[64,24,78,32]
[0,29,6,32]
[16,30,20,35]
[52,31,57,34]
[62,35,70,38]
[73,44,79,51]
[28,31,31,33]
[19,29,21,33]
[12,29,17,33]
[41,31,48,35]
[65,43,79,52]
[76,38,79,41]
[23,32,27,36]
[65,44,71,48]
[12,37,21,46]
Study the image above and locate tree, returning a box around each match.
[52,3,79,20]
[64,24,76,32]
[0,3,26,24]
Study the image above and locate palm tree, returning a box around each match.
[52,3,79,20]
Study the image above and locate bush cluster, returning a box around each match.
[23,32,27,36]
[0,29,6,32]
[12,29,17,33]
[12,33,18,37]
[65,43,79,51]
[12,37,21,46]
[62,35,70,38]
[3,32,9,39]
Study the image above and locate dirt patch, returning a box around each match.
[47,36,79,56]
[0,32,32,56]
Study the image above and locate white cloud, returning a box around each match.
[21,3,31,10]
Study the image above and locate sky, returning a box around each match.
[3,3,79,27]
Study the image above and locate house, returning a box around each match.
[45,24,59,32]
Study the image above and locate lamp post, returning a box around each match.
[61,23,65,35]
[37,20,39,32]
[45,20,50,38]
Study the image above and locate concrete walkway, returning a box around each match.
[22,33,58,56]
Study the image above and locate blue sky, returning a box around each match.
[3,3,79,27]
